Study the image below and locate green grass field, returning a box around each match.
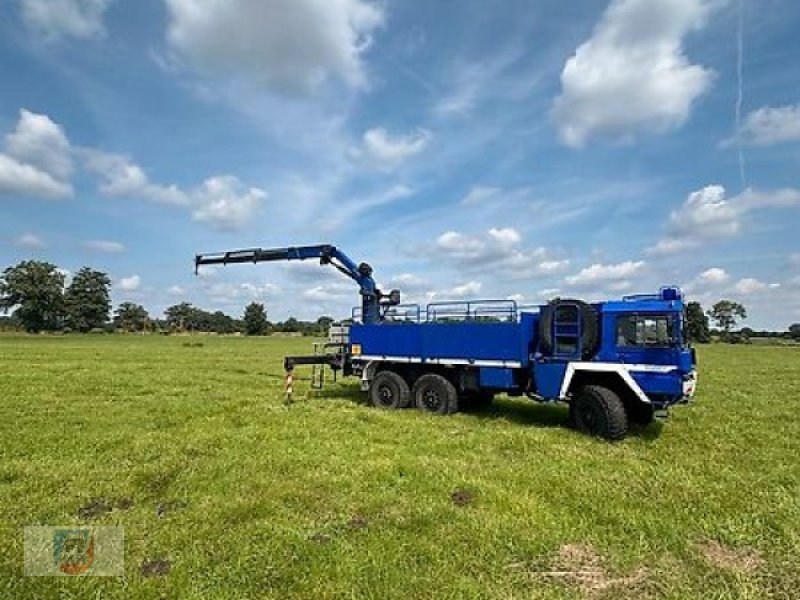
[1,336,798,599]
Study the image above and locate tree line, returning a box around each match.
[0,260,333,336]
[686,299,800,343]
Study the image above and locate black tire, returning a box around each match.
[460,390,494,412]
[539,299,599,359]
[626,401,655,426]
[571,385,628,440]
[369,371,411,409]
[413,374,458,415]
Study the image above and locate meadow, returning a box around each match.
[0,335,798,599]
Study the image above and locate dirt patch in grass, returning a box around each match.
[77,498,112,519]
[141,559,171,577]
[348,514,368,530]
[519,543,647,598]
[451,489,474,506]
[156,499,188,518]
[310,532,332,545]
[697,539,764,573]
[115,496,134,510]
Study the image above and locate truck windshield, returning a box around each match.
[616,314,677,347]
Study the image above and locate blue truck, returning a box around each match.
[195,244,697,440]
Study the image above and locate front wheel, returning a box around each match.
[412,374,458,415]
[570,385,628,440]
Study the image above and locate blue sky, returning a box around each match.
[1,0,799,329]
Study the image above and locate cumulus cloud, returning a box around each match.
[84,240,124,253]
[433,227,568,280]
[82,150,187,205]
[6,109,73,179]
[358,127,431,170]
[18,0,114,41]
[697,267,729,284]
[118,275,141,291]
[163,0,384,94]
[168,285,187,296]
[649,185,800,255]
[190,176,267,230]
[0,109,73,199]
[565,260,646,286]
[553,0,718,147]
[12,233,46,249]
[737,103,800,146]
[206,281,280,302]
[733,278,780,294]
[449,281,483,298]
[83,150,267,230]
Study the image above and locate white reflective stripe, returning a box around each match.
[625,364,678,373]
[351,355,523,369]
[559,362,650,404]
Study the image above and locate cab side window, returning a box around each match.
[617,315,673,347]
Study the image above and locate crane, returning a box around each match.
[194,244,400,324]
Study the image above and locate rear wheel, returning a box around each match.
[413,374,458,415]
[369,371,411,409]
[571,385,628,440]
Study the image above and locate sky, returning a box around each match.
[1,0,799,329]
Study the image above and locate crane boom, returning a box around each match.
[194,244,399,323]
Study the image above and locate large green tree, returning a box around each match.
[685,301,710,343]
[0,260,65,332]
[64,267,111,332]
[707,300,747,339]
[789,323,800,340]
[243,302,269,335]
[165,302,196,331]
[114,302,150,332]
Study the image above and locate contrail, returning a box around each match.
[736,0,747,189]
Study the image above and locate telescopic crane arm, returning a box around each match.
[194,244,399,324]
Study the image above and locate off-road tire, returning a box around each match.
[413,374,458,415]
[369,371,411,409]
[571,385,628,440]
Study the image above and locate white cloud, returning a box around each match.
[450,281,482,298]
[84,240,124,253]
[697,267,729,284]
[0,110,73,199]
[82,150,187,205]
[191,176,267,230]
[206,281,280,301]
[789,253,800,267]
[434,228,567,279]
[461,186,502,205]
[5,109,72,179]
[649,185,800,254]
[12,233,46,249]
[168,285,187,296]
[359,127,431,170]
[0,154,72,199]
[553,0,717,147]
[302,281,352,302]
[163,0,384,94]
[118,275,141,291]
[19,0,114,41]
[83,151,266,230]
[738,103,800,146]
[565,260,646,286]
[733,278,780,295]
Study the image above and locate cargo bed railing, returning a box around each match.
[352,299,539,324]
